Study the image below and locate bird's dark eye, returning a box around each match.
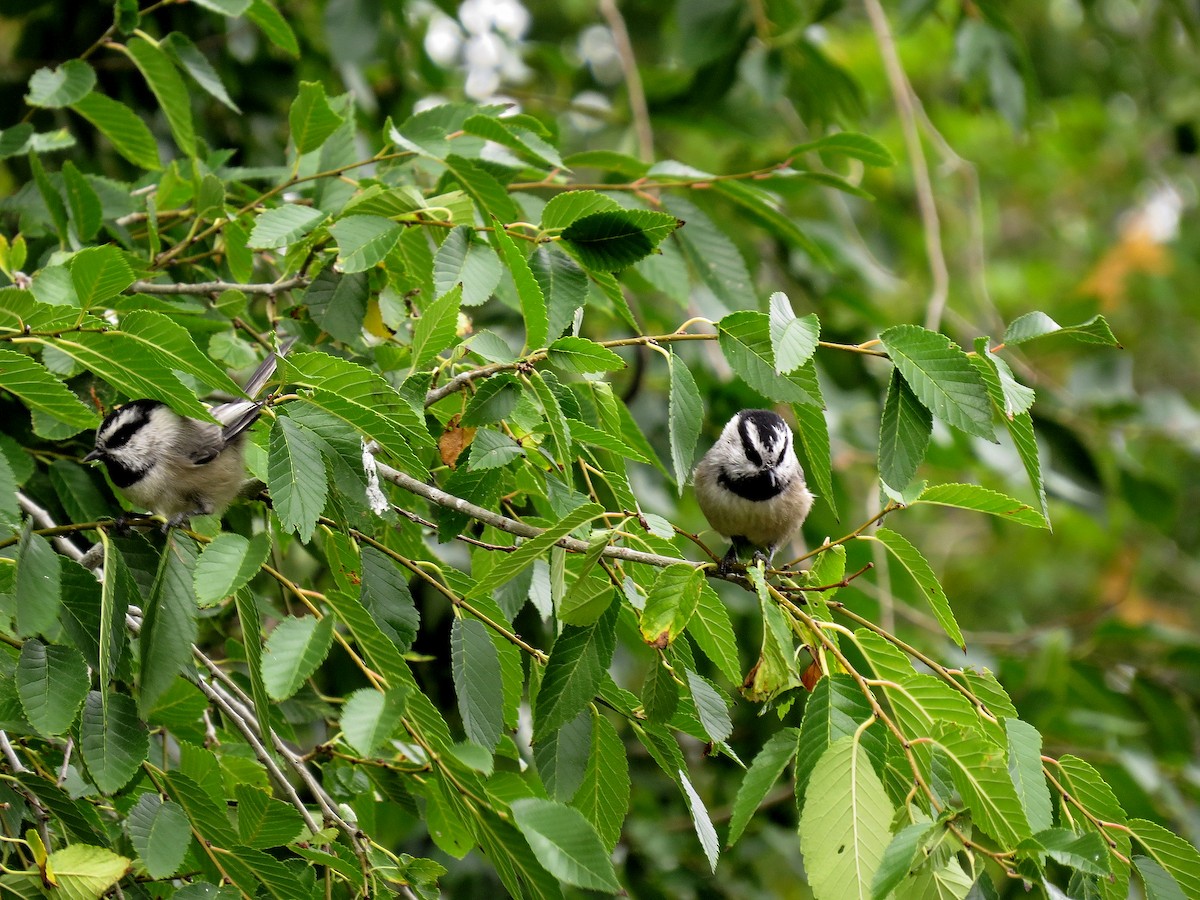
[105,421,142,449]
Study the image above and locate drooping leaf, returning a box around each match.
[289,80,345,154]
[667,350,702,493]
[1003,311,1121,347]
[127,793,190,879]
[1128,818,1200,899]
[234,783,306,849]
[451,616,504,750]
[789,131,896,167]
[69,245,135,309]
[341,686,407,757]
[535,708,592,802]
[193,532,271,607]
[261,614,334,700]
[865,527,964,649]
[70,92,161,170]
[509,798,621,892]
[124,36,196,157]
[571,711,629,852]
[16,640,89,736]
[138,534,199,716]
[26,59,96,108]
[639,563,703,648]
[687,581,742,685]
[533,598,617,740]
[679,767,720,873]
[560,209,681,272]
[267,415,328,542]
[914,483,1047,529]
[80,690,148,794]
[491,219,548,352]
[328,215,403,273]
[879,368,932,490]
[727,727,800,848]
[411,284,462,370]
[433,226,502,307]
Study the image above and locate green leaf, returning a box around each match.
[866,527,963,649]
[1128,818,1200,899]
[443,154,520,221]
[718,310,820,405]
[289,80,345,154]
[62,161,102,241]
[687,581,742,685]
[560,150,648,177]
[80,690,148,793]
[124,36,196,157]
[1135,855,1188,900]
[679,767,720,873]
[341,686,407,757]
[799,735,894,900]
[304,268,367,345]
[914,483,1048,528]
[535,708,591,802]
[465,427,523,471]
[15,531,62,635]
[469,502,602,599]
[491,219,548,352]
[328,215,403,273]
[639,563,703,647]
[451,616,504,750]
[1032,828,1111,876]
[247,0,299,55]
[191,0,251,14]
[162,31,240,112]
[509,798,621,892]
[120,310,243,395]
[267,415,328,542]
[667,350,702,493]
[871,821,938,899]
[560,209,680,272]
[533,598,617,740]
[727,727,799,847]
[16,640,88,736]
[795,675,881,806]
[528,368,572,465]
[412,284,462,371]
[138,534,199,717]
[247,205,328,248]
[261,614,334,700]
[541,190,621,231]
[26,59,96,108]
[69,245,135,308]
[879,368,931,489]
[193,532,271,607]
[1005,719,1053,834]
[641,658,679,723]
[790,132,896,167]
[685,669,731,744]
[164,769,238,847]
[70,91,161,170]
[710,180,827,264]
[127,794,190,879]
[234,783,305,849]
[43,845,131,900]
[1003,311,1121,347]
[546,336,625,374]
[462,373,520,426]
[360,545,420,653]
[532,247,589,339]
[463,113,565,169]
[665,194,753,310]
[769,292,820,374]
[571,711,629,852]
[433,226,502,307]
[879,324,994,439]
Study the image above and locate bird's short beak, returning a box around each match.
[83,449,103,463]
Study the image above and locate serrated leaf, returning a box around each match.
[866,527,963,649]
[62,161,102,241]
[1135,855,1187,900]
[234,783,305,849]
[879,368,932,489]
[510,798,620,892]
[26,59,96,108]
[120,310,242,395]
[80,690,148,793]
[1006,719,1053,833]
[531,246,589,339]
[328,215,403,273]
[267,415,328,542]
[668,350,701,492]
[769,292,820,374]
[727,727,799,847]
[1031,828,1110,877]
[193,532,271,607]
[469,503,601,599]
[536,708,591,802]
[138,534,199,716]
[533,598,617,740]
[124,36,196,157]
[680,767,720,873]
[688,581,742,685]
[686,670,732,744]
[14,530,62,636]
[710,180,827,264]
[1128,818,1200,899]
[164,770,238,847]
[289,80,344,154]
[433,226,502,307]
[462,373,520,426]
[1003,312,1121,347]
[491,219,548,352]
[262,614,334,700]
[247,205,327,248]
[718,310,820,405]
[790,132,896,167]
[915,483,1047,528]
[412,285,462,370]
[879,325,994,439]
[341,686,407,757]
[247,0,299,55]
[560,209,681,272]
[799,735,894,900]
[452,616,504,750]
[16,640,88,735]
[528,368,572,465]
[463,113,565,169]
[443,154,520,221]
[795,675,882,807]
[69,245,135,308]
[665,194,753,310]
[162,31,240,112]
[70,92,161,170]
[465,427,523,471]
[639,564,703,647]
[871,821,938,899]
[43,844,130,900]
[127,794,190,879]
[541,190,620,231]
[304,268,366,345]
[546,336,625,374]
[571,711,629,852]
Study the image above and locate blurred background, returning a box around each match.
[3,0,1199,894]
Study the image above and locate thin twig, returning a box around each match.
[598,0,654,163]
[128,276,310,296]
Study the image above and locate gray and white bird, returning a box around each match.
[692,409,814,571]
[83,338,293,526]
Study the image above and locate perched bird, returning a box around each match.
[692,409,814,571]
[84,337,293,526]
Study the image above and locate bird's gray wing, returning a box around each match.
[210,400,265,446]
[182,419,229,465]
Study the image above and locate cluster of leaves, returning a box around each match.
[1,2,1199,899]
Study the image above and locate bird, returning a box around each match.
[83,337,293,527]
[692,409,814,572]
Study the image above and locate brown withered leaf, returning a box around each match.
[438,415,476,469]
